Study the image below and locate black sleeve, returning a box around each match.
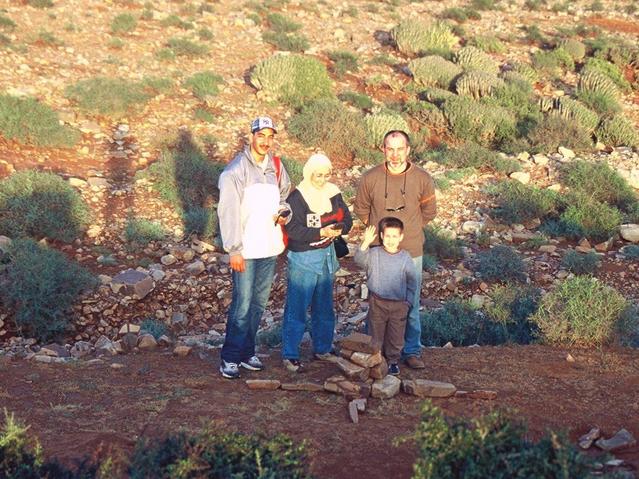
[337,193,353,235]
[285,190,322,243]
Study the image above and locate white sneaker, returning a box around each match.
[240,355,264,371]
[219,360,240,379]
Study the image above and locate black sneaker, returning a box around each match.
[389,363,400,376]
[240,355,264,371]
[219,359,240,379]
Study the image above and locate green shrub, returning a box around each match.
[140,131,223,239]
[439,142,516,173]
[128,430,311,479]
[476,245,527,282]
[558,38,586,60]
[561,160,637,212]
[468,35,506,53]
[160,14,193,30]
[455,46,499,74]
[548,97,599,133]
[338,90,373,110]
[527,114,593,154]
[489,180,559,224]
[108,37,124,49]
[0,95,80,147]
[576,69,620,115]
[27,0,53,7]
[510,61,539,83]
[328,50,358,77]
[622,245,639,259]
[155,47,176,61]
[423,225,465,261]
[558,193,623,242]
[561,250,600,275]
[390,20,458,57]
[266,12,300,33]
[471,0,497,9]
[2,239,96,341]
[194,107,215,122]
[281,156,303,187]
[485,285,541,344]
[0,15,17,31]
[140,318,168,339]
[141,76,173,94]
[532,47,574,75]
[411,401,594,479]
[65,77,159,116]
[441,7,469,23]
[111,13,137,34]
[408,55,462,89]
[0,170,90,242]
[532,276,629,347]
[576,90,621,116]
[197,27,213,41]
[250,54,333,109]
[455,71,504,99]
[166,37,208,56]
[582,57,631,91]
[596,115,639,148]
[262,31,309,52]
[125,217,166,245]
[0,410,44,478]
[363,111,409,148]
[184,71,224,100]
[288,99,367,160]
[420,300,495,346]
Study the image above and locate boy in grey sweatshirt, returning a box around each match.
[354,217,417,375]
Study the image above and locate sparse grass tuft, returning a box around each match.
[184,71,224,100]
[160,14,193,30]
[125,217,166,246]
[27,0,53,8]
[328,50,359,78]
[561,250,600,275]
[166,37,209,56]
[111,13,137,34]
[338,90,373,110]
[262,31,309,52]
[423,225,465,261]
[476,245,527,282]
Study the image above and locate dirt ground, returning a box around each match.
[1,345,638,478]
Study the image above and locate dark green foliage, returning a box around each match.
[140,131,224,239]
[0,411,43,479]
[576,90,621,116]
[622,245,639,259]
[111,13,137,34]
[411,401,594,479]
[423,225,465,261]
[471,0,497,9]
[561,250,600,275]
[532,47,574,75]
[441,7,470,22]
[194,107,215,122]
[128,430,311,479]
[140,76,173,94]
[0,170,90,242]
[124,217,165,245]
[557,193,623,242]
[561,160,638,213]
[2,239,97,341]
[438,142,517,173]
[489,180,559,224]
[262,31,309,52]
[420,300,496,346]
[485,79,541,138]
[0,95,80,147]
[160,14,193,30]
[266,12,300,33]
[596,115,639,148]
[328,50,358,77]
[198,27,214,40]
[140,318,168,339]
[338,90,373,110]
[27,0,53,7]
[166,37,209,56]
[468,35,506,53]
[582,57,631,91]
[616,305,639,347]
[485,285,541,344]
[527,115,593,154]
[476,245,527,282]
[184,71,224,99]
[288,99,367,160]
[0,15,17,31]
[524,0,547,10]
[65,77,158,116]
[281,156,303,187]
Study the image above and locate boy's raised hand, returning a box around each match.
[361,225,377,250]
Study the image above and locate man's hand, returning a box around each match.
[361,225,377,250]
[320,225,342,238]
[229,253,245,272]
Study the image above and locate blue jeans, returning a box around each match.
[282,249,337,360]
[402,256,423,358]
[221,256,277,364]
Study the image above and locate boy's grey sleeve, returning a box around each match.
[405,255,418,304]
[354,247,370,268]
[217,171,243,255]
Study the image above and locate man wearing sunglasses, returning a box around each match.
[354,130,436,369]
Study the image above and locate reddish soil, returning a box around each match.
[2,345,638,478]
[585,16,639,35]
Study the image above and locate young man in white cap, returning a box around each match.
[217,116,291,379]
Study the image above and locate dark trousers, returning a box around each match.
[367,293,410,363]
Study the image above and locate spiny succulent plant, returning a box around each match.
[455,70,505,99]
[551,97,600,133]
[364,111,410,147]
[500,70,534,87]
[455,46,499,74]
[420,86,456,105]
[390,20,458,57]
[510,61,539,83]
[442,95,515,146]
[408,55,463,89]
[578,69,619,99]
[582,57,632,91]
[250,54,333,108]
[559,38,586,61]
[596,115,639,148]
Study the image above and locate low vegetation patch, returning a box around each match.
[165,37,209,56]
[0,170,90,242]
[489,180,559,224]
[111,13,137,34]
[561,250,600,275]
[476,245,527,283]
[0,94,80,147]
[2,239,97,341]
[422,225,465,261]
[328,50,359,78]
[184,71,224,100]
[124,217,166,246]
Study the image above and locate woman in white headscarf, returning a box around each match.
[281,153,352,372]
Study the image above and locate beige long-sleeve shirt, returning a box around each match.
[354,162,436,258]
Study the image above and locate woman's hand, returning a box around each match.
[360,225,377,250]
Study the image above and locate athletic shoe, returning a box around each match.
[219,360,240,379]
[388,363,400,376]
[282,359,302,373]
[404,356,426,369]
[313,352,337,362]
[240,355,264,371]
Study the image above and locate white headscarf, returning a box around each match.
[296,153,341,215]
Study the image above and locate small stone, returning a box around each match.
[110,363,124,369]
[70,341,92,358]
[137,333,157,350]
[68,177,87,188]
[118,323,140,335]
[371,375,401,399]
[339,348,354,359]
[35,355,54,363]
[620,224,639,243]
[558,146,575,158]
[442,341,454,349]
[348,400,359,423]
[350,351,383,368]
[185,260,205,276]
[94,335,117,355]
[369,357,388,380]
[539,245,557,253]
[461,221,483,234]
[335,357,369,381]
[246,379,281,390]
[121,333,138,351]
[468,390,497,400]
[595,429,636,452]
[594,238,614,252]
[161,254,177,265]
[39,343,69,358]
[402,379,456,398]
[111,269,154,299]
[280,382,324,392]
[579,427,601,449]
[173,345,192,357]
[566,353,575,363]
[510,171,530,184]
[157,335,172,347]
[338,332,378,354]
